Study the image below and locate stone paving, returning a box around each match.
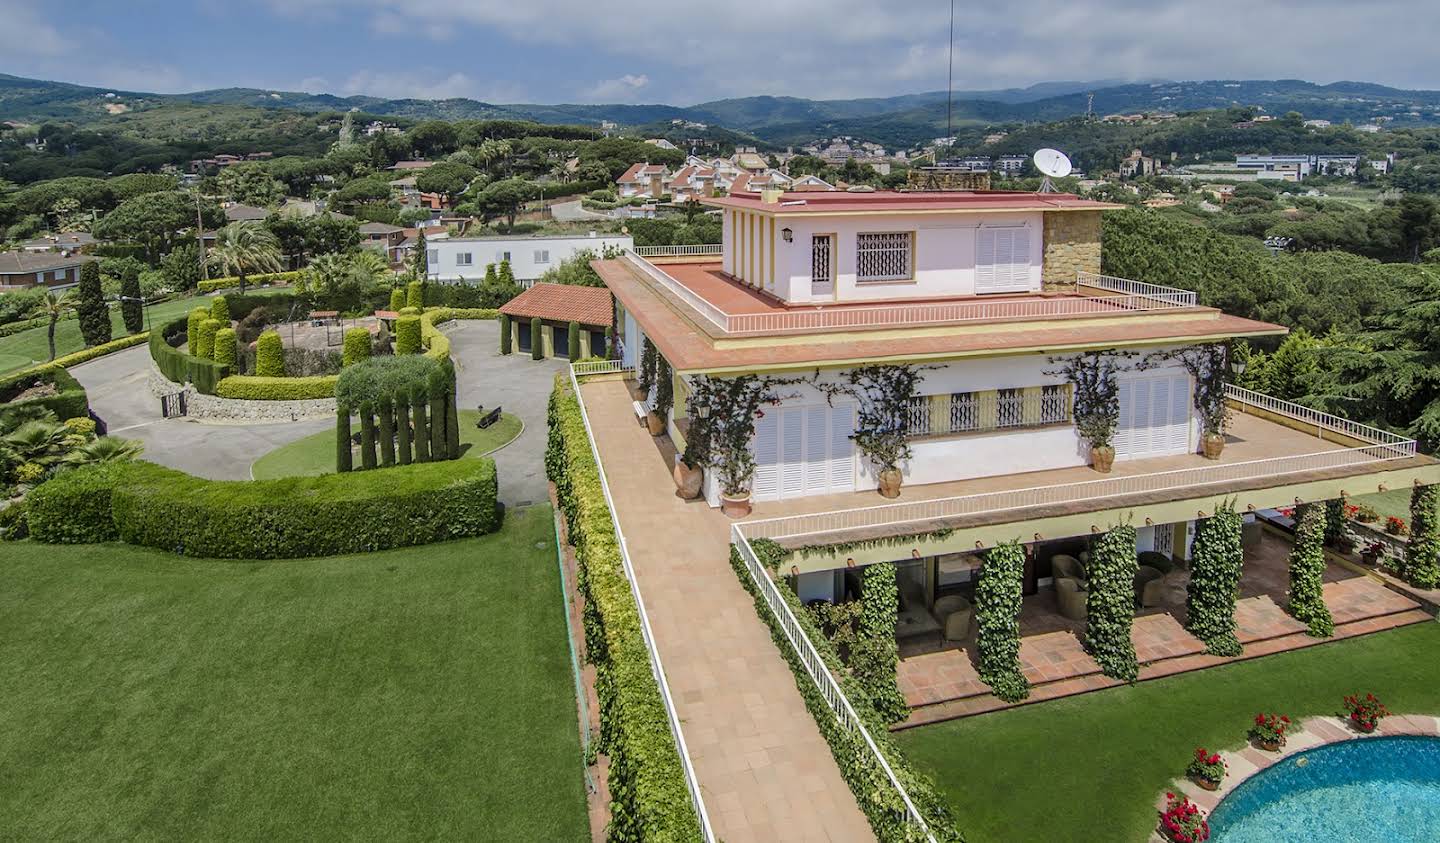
[578,377,873,843]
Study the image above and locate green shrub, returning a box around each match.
[31,459,499,558]
[149,318,227,394]
[1405,485,1440,589]
[566,321,581,363]
[406,280,425,310]
[0,367,89,426]
[1185,501,1244,656]
[195,318,220,359]
[196,270,302,293]
[358,403,377,469]
[210,296,230,324]
[336,355,439,413]
[398,306,420,316]
[854,562,909,722]
[1086,524,1139,681]
[8,333,147,381]
[342,327,372,366]
[388,287,406,312]
[119,272,144,334]
[255,330,285,377]
[545,376,703,842]
[395,316,421,355]
[186,307,208,355]
[976,540,1029,702]
[0,500,27,540]
[336,408,352,472]
[1287,502,1335,637]
[76,261,111,347]
[213,328,238,368]
[377,399,396,467]
[499,314,512,355]
[215,375,336,400]
[531,317,543,360]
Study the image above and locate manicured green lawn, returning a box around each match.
[0,504,589,841]
[250,410,524,479]
[0,296,213,375]
[1352,488,1411,524]
[896,623,1440,843]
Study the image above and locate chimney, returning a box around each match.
[760,188,783,204]
[650,173,663,197]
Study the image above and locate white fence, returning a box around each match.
[730,525,938,842]
[565,365,715,841]
[633,244,724,257]
[622,250,730,333]
[1077,270,1198,307]
[1226,384,1415,450]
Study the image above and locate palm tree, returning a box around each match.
[2,420,71,468]
[30,289,76,362]
[62,435,145,466]
[208,221,283,294]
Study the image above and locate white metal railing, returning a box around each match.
[730,526,937,842]
[1226,384,1415,450]
[633,243,724,257]
[623,250,730,333]
[566,365,715,842]
[1077,270,1198,307]
[571,359,631,377]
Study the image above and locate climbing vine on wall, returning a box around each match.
[1045,350,1132,449]
[1287,502,1335,637]
[654,354,674,420]
[1086,523,1139,682]
[1145,343,1230,436]
[1405,484,1440,588]
[975,540,1030,702]
[852,562,910,723]
[638,336,658,396]
[815,364,931,474]
[1185,500,1244,657]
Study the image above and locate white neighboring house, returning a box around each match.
[616,163,671,198]
[426,232,635,286]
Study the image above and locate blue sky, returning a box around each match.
[2,0,1438,105]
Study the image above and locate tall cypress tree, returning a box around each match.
[119,268,144,334]
[75,261,111,347]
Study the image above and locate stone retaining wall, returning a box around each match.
[1043,209,1103,292]
[148,362,336,422]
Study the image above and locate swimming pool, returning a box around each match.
[1209,735,1440,842]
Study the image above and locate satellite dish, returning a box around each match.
[1033,148,1072,192]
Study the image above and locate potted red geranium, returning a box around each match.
[1159,792,1211,842]
[1250,713,1291,751]
[1186,747,1226,791]
[1385,516,1408,536]
[1344,693,1390,733]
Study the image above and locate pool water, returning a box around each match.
[1209,735,1440,842]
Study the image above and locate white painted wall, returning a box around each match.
[427,234,633,283]
[772,211,1043,304]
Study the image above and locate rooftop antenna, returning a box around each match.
[1034,148,1072,193]
[945,0,955,141]
[1086,92,1095,120]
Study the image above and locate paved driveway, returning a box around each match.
[71,322,563,504]
[550,199,610,222]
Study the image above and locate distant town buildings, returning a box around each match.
[1233,153,1364,180]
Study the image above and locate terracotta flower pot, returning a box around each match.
[1191,775,1221,792]
[1256,738,1282,752]
[1091,444,1115,473]
[720,491,752,519]
[1201,432,1226,460]
[629,382,649,402]
[877,467,903,498]
[645,411,665,436]
[1353,720,1378,734]
[673,459,703,500]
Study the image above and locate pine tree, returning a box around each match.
[75,261,111,347]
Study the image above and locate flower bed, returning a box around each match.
[0,366,88,425]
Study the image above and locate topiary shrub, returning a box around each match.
[120,271,144,334]
[75,261,111,347]
[411,389,430,462]
[388,287,406,312]
[210,296,230,324]
[976,540,1029,702]
[530,317,543,360]
[342,327,372,367]
[567,320,581,363]
[255,330,285,377]
[1406,484,1440,588]
[359,403,377,470]
[406,280,425,310]
[336,407,352,472]
[26,462,128,543]
[1086,523,1139,682]
[1185,501,1244,656]
[213,328,237,369]
[395,315,421,355]
[499,314,512,355]
[1286,502,1334,637]
[187,307,209,355]
[852,562,909,723]
[195,318,220,360]
[378,398,396,467]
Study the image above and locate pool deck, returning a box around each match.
[1149,712,1440,841]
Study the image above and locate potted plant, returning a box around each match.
[1186,747,1226,791]
[673,416,707,501]
[1047,350,1129,473]
[1355,503,1380,524]
[1145,344,1229,459]
[815,364,927,498]
[633,336,658,402]
[646,354,673,436]
[1385,516,1408,536]
[1249,713,1291,751]
[1158,793,1211,843]
[694,374,802,518]
[1343,693,1389,733]
[1361,540,1386,566]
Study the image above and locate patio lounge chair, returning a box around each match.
[1052,554,1084,582]
[1138,550,1176,574]
[1055,577,1087,622]
[932,595,974,642]
[1135,565,1167,608]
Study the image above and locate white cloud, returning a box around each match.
[335,70,527,103]
[582,74,649,102]
[0,0,66,57]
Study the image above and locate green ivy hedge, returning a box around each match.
[418,307,502,361]
[0,366,89,426]
[150,317,228,394]
[1286,503,1334,637]
[1185,502,1244,656]
[545,375,703,843]
[1404,485,1440,589]
[28,458,499,558]
[1086,524,1139,682]
[975,540,1029,702]
[7,333,149,379]
[196,270,302,293]
[214,375,337,400]
[730,539,964,843]
[856,562,910,723]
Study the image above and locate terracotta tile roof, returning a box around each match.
[0,250,96,274]
[499,282,613,328]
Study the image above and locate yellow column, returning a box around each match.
[928,395,948,434]
[768,217,776,291]
[1021,386,1043,426]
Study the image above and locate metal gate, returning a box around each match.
[160,391,187,418]
[811,235,833,298]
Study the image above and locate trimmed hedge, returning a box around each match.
[215,375,337,400]
[195,318,220,359]
[395,316,422,355]
[499,314,512,355]
[0,366,89,426]
[8,332,147,378]
[213,328,237,368]
[29,458,499,558]
[210,296,230,324]
[342,327,372,366]
[545,375,703,843]
[196,270,301,294]
[186,307,208,355]
[150,318,228,394]
[406,280,425,310]
[254,330,285,377]
[1406,484,1440,589]
[388,287,405,312]
[531,317,543,361]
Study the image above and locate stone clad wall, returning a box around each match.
[147,362,335,422]
[1042,210,1103,291]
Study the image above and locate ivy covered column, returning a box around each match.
[1185,503,1244,656]
[976,540,1030,702]
[1286,502,1335,637]
[1086,524,1139,682]
[853,562,909,723]
[1405,484,1440,588]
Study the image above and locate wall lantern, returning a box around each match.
[781,227,793,242]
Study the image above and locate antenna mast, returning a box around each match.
[945,0,955,142]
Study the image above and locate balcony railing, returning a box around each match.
[633,243,724,257]
[737,387,1417,544]
[623,251,1200,336]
